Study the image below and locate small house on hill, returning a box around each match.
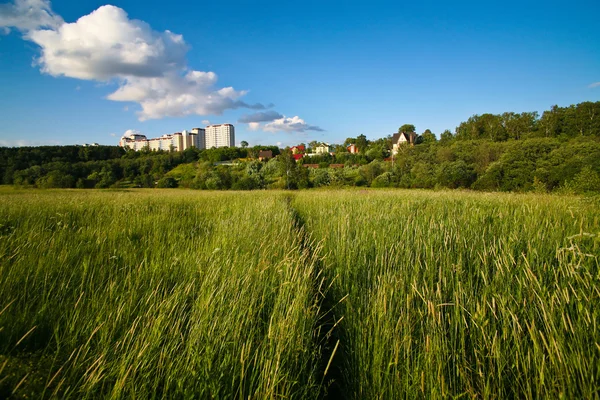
[347,144,359,154]
[315,143,333,154]
[291,145,305,154]
[391,132,417,154]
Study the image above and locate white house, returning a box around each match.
[391,132,417,155]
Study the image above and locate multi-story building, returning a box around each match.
[191,128,206,150]
[205,124,235,149]
[119,126,211,151]
[119,133,149,151]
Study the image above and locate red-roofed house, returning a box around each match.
[291,145,305,154]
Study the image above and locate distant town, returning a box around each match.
[118,123,418,157]
[1,101,598,193]
[120,124,235,152]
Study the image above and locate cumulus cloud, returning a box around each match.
[26,5,187,80]
[590,82,600,89]
[248,122,260,131]
[107,70,265,120]
[238,110,283,123]
[1,1,266,120]
[263,116,324,133]
[0,0,62,32]
[202,119,210,125]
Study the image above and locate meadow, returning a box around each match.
[0,188,598,399]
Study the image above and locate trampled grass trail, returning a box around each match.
[294,189,600,399]
[0,188,599,399]
[0,189,324,399]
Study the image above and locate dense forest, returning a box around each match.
[1,101,599,193]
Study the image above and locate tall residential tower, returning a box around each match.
[205,124,235,149]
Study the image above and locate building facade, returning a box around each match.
[205,124,235,148]
[391,132,417,155]
[119,133,149,151]
[315,143,332,154]
[120,126,215,152]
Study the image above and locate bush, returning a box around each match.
[311,169,330,187]
[371,172,393,188]
[565,166,600,194]
[157,177,178,188]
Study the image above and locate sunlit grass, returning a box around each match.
[1,188,598,399]
[294,189,600,399]
[0,189,323,399]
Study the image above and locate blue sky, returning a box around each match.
[0,0,599,147]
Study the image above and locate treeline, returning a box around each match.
[160,137,600,193]
[0,145,279,188]
[453,101,600,141]
[1,102,599,193]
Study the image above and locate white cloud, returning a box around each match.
[202,119,210,125]
[107,70,264,120]
[0,0,62,32]
[589,82,600,88]
[109,133,116,137]
[263,116,324,133]
[26,5,187,80]
[2,1,265,120]
[248,122,260,131]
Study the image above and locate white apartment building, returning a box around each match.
[191,128,206,150]
[205,124,235,149]
[120,127,208,152]
[119,133,149,151]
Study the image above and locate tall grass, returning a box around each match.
[0,189,323,399]
[294,190,600,399]
[1,188,599,398]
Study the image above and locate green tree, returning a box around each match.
[355,134,368,154]
[240,140,249,148]
[439,129,454,144]
[564,165,600,193]
[420,129,437,144]
[278,149,301,190]
[399,124,416,133]
[436,160,476,188]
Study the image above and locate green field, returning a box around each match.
[1,188,598,399]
